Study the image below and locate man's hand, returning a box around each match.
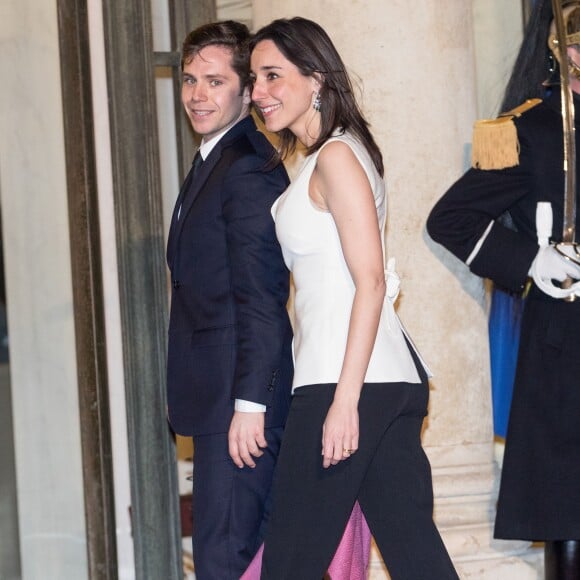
[228,411,267,468]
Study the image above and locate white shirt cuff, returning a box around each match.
[235,399,267,413]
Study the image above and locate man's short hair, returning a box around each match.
[182,21,251,93]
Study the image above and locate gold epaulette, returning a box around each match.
[471,98,542,170]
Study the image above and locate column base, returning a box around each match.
[367,540,541,579]
[367,442,543,579]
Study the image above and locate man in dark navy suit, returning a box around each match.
[166,21,292,579]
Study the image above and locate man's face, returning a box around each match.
[181,45,250,141]
[568,45,580,93]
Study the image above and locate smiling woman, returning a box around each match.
[247,16,459,580]
[250,39,320,141]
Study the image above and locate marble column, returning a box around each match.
[0,1,87,578]
[252,1,539,578]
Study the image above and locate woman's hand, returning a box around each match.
[322,395,359,468]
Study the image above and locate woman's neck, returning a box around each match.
[293,111,322,148]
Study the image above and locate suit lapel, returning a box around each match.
[167,165,195,267]
[178,146,221,221]
[166,116,256,268]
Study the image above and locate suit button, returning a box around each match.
[173,280,181,289]
[267,386,274,392]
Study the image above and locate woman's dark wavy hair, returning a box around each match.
[250,17,384,176]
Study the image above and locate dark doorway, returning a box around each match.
[0,200,20,580]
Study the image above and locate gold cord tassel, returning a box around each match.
[471,98,542,170]
[471,117,520,170]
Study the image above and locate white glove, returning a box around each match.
[529,245,580,282]
[529,244,580,299]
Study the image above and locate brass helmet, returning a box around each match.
[548,1,580,79]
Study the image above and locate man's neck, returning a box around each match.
[199,113,250,159]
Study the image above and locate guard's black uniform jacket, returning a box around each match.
[427,91,580,541]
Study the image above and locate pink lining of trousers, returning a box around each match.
[240,501,371,579]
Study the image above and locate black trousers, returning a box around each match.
[191,426,283,580]
[260,381,458,580]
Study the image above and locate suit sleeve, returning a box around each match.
[427,135,539,292]
[222,157,291,406]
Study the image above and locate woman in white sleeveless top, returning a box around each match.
[250,18,458,580]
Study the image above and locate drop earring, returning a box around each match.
[312,91,322,112]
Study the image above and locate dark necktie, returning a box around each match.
[177,151,203,221]
[192,150,203,178]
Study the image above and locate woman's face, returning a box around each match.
[250,39,320,143]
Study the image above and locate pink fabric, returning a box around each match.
[240,502,371,579]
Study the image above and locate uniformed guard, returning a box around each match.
[427,1,580,578]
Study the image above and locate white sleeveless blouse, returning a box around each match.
[272,132,429,391]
